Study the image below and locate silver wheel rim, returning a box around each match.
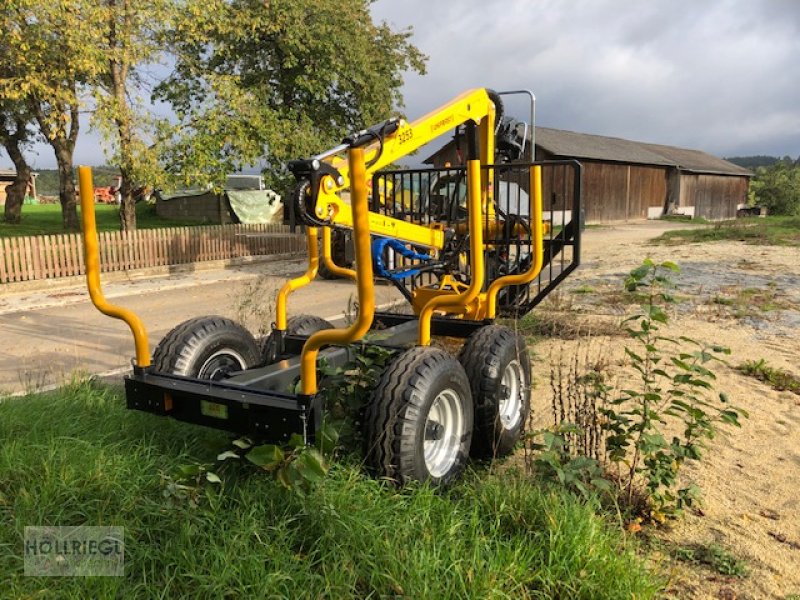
[423,388,466,478]
[498,360,524,430]
[198,349,247,380]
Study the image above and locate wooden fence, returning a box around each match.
[0,223,305,285]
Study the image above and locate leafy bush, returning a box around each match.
[528,259,748,522]
[749,160,800,215]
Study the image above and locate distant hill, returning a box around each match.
[34,167,121,196]
[724,155,782,169]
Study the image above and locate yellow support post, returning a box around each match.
[417,158,485,345]
[485,165,545,318]
[78,166,150,368]
[275,227,319,330]
[321,226,356,280]
[299,147,375,395]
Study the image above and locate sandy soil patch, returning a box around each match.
[529,222,800,599]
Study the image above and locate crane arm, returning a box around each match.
[289,88,498,249]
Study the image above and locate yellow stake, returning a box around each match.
[417,159,485,345]
[275,227,320,330]
[299,147,376,395]
[78,166,150,367]
[485,165,545,318]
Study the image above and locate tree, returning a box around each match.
[92,0,172,231]
[0,1,105,231]
[750,161,800,216]
[0,105,36,224]
[156,0,426,189]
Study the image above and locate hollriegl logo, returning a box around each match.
[24,526,124,576]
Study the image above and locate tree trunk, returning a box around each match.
[30,95,80,231]
[2,138,31,225]
[55,145,79,231]
[118,166,136,231]
[108,0,138,232]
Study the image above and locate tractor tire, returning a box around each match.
[318,229,352,280]
[285,314,335,336]
[259,314,335,365]
[458,325,531,458]
[363,347,473,486]
[152,316,260,380]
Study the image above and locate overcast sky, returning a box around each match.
[371,0,800,159]
[6,0,799,170]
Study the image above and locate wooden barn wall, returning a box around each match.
[679,174,748,220]
[565,162,667,222]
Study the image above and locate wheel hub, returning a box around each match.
[198,350,247,381]
[498,359,523,430]
[423,388,466,478]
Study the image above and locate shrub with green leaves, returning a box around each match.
[528,259,748,521]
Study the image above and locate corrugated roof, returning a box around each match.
[535,127,753,176]
[425,127,753,177]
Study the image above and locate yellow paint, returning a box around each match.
[78,166,150,367]
[485,165,545,318]
[310,88,499,250]
[299,148,376,395]
[417,159,485,345]
[275,227,319,330]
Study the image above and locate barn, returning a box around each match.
[424,127,752,222]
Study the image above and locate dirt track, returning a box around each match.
[530,221,800,599]
[0,257,401,395]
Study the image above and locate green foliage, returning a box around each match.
[608,259,746,520]
[655,216,800,246]
[672,543,749,578]
[739,359,800,396]
[526,424,612,499]
[317,344,396,449]
[529,259,747,523]
[0,380,661,598]
[749,159,800,215]
[154,0,426,188]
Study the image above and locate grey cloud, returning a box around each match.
[372,0,800,158]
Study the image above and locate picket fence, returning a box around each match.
[0,223,305,285]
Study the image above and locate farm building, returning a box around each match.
[424,127,752,222]
[0,169,37,205]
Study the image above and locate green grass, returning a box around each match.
[739,359,800,396]
[653,216,800,246]
[0,203,207,237]
[0,381,661,599]
[671,543,749,578]
[710,285,796,318]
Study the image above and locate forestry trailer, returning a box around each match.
[79,87,582,485]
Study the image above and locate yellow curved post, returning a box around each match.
[78,166,150,368]
[418,159,485,345]
[321,226,356,280]
[300,147,375,395]
[485,165,544,318]
[275,227,319,330]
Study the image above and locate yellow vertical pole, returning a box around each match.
[78,166,150,367]
[485,165,544,318]
[299,147,375,395]
[275,227,319,330]
[417,158,485,345]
